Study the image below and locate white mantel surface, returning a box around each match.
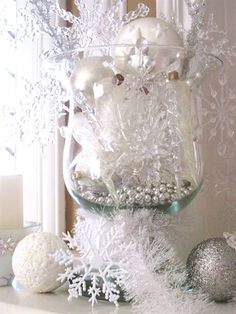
[0,284,131,314]
[0,284,236,314]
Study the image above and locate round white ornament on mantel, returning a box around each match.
[12,232,67,293]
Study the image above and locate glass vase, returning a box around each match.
[56,44,217,215]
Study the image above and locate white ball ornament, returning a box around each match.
[116,17,184,48]
[70,56,114,103]
[113,17,184,74]
[12,232,67,293]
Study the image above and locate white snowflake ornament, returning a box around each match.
[54,215,131,306]
[12,232,67,293]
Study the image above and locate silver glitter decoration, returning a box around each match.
[186,237,236,302]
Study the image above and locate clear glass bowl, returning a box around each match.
[49,44,218,215]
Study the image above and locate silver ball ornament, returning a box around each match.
[186,238,236,302]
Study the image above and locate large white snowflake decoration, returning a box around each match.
[202,69,236,157]
[54,214,132,306]
[54,209,212,313]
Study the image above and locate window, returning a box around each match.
[0,0,65,234]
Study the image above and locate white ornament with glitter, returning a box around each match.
[12,232,67,293]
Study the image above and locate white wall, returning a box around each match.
[156,0,236,261]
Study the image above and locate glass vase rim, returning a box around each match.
[46,44,223,67]
[47,43,186,61]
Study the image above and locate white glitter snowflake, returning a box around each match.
[53,215,131,306]
[0,235,15,256]
[202,69,236,157]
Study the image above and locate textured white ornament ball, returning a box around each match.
[12,232,67,293]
